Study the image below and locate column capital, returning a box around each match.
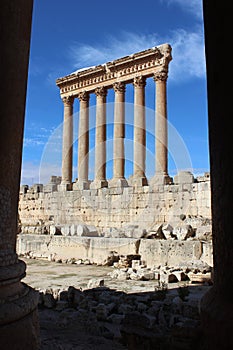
[62,95,74,105]
[133,75,146,88]
[95,86,107,98]
[113,81,125,93]
[77,90,89,102]
[153,69,168,82]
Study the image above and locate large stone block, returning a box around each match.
[18,176,211,236]
[173,171,194,184]
[17,234,140,264]
[139,239,207,268]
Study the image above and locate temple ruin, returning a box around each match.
[17,44,212,268]
[1,1,233,349]
[57,43,172,190]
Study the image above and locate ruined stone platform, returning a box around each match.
[17,235,212,268]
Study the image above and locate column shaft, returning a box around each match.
[61,96,74,185]
[154,71,168,175]
[133,76,146,180]
[92,87,108,188]
[78,91,89,183]
[113,82,126,180]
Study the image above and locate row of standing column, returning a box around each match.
[61,71,169,190]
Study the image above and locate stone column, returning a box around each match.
[130,76,147,186]
[0,0,40,348]
[60,96,74,191]
[90,87,108,189]
[74,91,90,190]
[109,82,128,187]
[151,70,172,185]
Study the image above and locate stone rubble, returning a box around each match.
[19,215,212,242]
[22,249,212,348]
[37,279,211,349]
[108,257,212,285]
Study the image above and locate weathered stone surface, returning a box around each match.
[174,171,194,184]
[18,177,211,235]
[195,225,212,241]
[17,235,140,265]
[173,224,195,240]
[139,240,212,268]
[87,278,105,289]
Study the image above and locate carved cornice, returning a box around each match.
[153,70,168,82]
[56,43,172,97]
[113,82,125,93]
[77,91,89,102]
[95,86,107,98]
[62,96,74,105]
[133,76,146,88]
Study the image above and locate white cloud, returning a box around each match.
[46,71,62,87]
[20,161,41,185]
[20,160,61,186]
[20,160,77,186]
[69,32,160,69]
[23,138,46,147]
[161,0,203,20]
[69,28,205,83]
[23,126,57,148]
[169,27,205,81]
[28,59,44,77]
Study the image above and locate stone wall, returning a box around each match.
[18,171,211,235]
[17,171,212,267]
[17,234,213,268]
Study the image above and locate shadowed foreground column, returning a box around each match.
[109,82,128,188]
[200,2,233,349]
[0,1,40,349]
[90,87,108,189]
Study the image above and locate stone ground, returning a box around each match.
[39,308,128,350]
[22,257,162,293]
[21,257,211,349]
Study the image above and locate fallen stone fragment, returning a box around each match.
[87,278,105,289]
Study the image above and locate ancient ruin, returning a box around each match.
[1,1,233,349]
[16,44,213,347]
[57,43,172,190]
[18,44,213,271]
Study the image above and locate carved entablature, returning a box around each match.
[56,43,172,98]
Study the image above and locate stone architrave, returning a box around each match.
[56,44,172,96]
[90,87,108,189]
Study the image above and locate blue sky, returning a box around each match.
[21,0,209,185]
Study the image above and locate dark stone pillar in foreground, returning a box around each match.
[0,1,40,349]
[200,2,233,349]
